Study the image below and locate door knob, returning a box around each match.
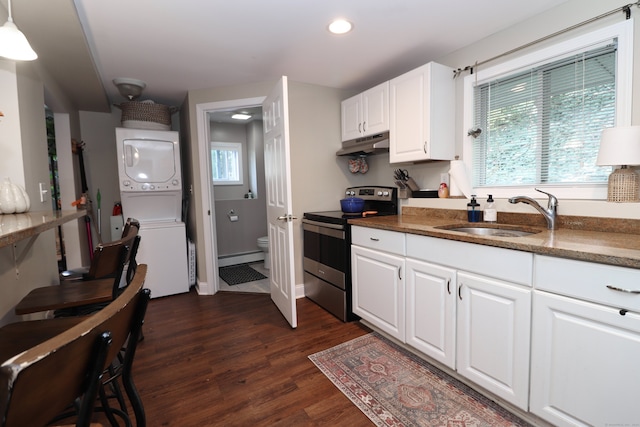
[277,214,297,221]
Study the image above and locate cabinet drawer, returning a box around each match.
[534,255,640,312]
[406,234,532,286]
[351,226,405,256]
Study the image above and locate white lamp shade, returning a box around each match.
[597,126,640,166]
[0,20,37,61]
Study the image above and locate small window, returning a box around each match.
[463,20,632,199]
[211,142,243,186]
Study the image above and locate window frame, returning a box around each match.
[463,19,633,200]
[210,141,244,186]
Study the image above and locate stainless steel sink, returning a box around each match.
[437,225,540,238]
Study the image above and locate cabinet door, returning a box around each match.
[352,245,405,341]
[390,64,427,163]
[456,272,531,410]
[341,94,361,141]
[361,82,389,136]
[406,258,456,369]
[389,62,454,163]
[530,291,640,427]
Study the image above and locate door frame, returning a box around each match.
[195,97,266,295]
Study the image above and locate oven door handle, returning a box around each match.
[302,219,345,230]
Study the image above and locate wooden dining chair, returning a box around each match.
[61,218,140,282]
[0,265,150,427]
[14,231,140,317]
[0,316,112,427]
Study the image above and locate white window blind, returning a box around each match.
[472,42,616,188]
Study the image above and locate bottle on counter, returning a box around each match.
[467,195,481,222]
[438,182,449,198]
[484,194,497,223]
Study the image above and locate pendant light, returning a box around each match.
[0,0,37,61]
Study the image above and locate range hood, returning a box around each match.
[336,131,390,156]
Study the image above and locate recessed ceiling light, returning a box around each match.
[232,113,252,120]
[328,19,353,35]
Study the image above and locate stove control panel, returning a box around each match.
[345,186,397,202]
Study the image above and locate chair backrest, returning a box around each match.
[0,265,149,427]
[121,218,140,239]
[86,225,139,280]
[121,235,142,295]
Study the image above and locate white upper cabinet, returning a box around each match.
[341,81,389,141]
[389,61,455,163]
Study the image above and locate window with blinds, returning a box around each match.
[471,42,616,188]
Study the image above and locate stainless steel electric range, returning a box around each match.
[302,186,398,321]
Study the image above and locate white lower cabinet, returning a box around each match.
[354,229,640,422]
[351,226,405,341]
[456,271,531,410]
[405,234,532,410]
[405,258,456,369]
[530,255,640,426]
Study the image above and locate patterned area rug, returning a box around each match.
[309,332,531,427]
[219,263,267,285]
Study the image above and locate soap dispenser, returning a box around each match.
[467,195,481,222]
[484,194,497,223]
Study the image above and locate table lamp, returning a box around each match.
[597,126,640,202]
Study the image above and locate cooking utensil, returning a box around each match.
[340,197,365,213]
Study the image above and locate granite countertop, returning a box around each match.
[348,207,640,269]
[0,210,86,248]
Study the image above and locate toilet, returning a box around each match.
[257,236,270,269]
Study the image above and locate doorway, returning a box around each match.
[208,106,269,294]
[45,111,66,271]
[197,97,268,294]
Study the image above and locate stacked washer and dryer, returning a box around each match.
[115,127,189,298]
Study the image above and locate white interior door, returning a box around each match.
[263,76,297,328]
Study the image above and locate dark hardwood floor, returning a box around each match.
[131,290,372,426]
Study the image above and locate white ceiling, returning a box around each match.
[8,0,568,112]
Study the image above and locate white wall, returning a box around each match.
[78,110,123,243]
[0,60,60,326]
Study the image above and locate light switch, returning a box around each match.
[39,182,48,203]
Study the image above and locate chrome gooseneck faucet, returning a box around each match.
[508,188,558,230]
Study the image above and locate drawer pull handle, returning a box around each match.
[398,267,402,280]
[606,285,640,294]
[370,237,380,241]
[446,279,451,295]
[458,284,462,300]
